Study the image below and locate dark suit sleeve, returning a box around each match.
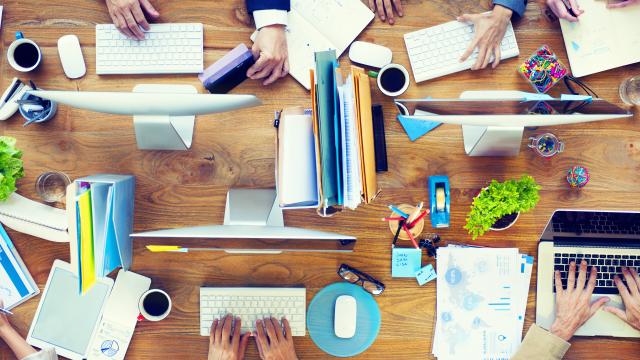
[493,0,527,18]
[245,0,291,13]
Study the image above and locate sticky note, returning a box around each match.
[415,264,437,286]
[560,94,592,102]
[392,247,422,278]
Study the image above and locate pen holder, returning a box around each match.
[18,90,57,124]
[388,204,425,241]
[518,45,568,94]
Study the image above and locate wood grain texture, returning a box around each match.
[1,0,640,359]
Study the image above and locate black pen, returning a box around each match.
[561,0,578,17]
[0,79,23,107]
[392,220,404,247]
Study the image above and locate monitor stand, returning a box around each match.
[459,90,528,157]
[223,188,284,227]
[132,84,196,151]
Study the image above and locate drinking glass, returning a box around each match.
[35,171,70,203]
[620,76,640,106]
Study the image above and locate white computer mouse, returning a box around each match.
[348,41,392,69]
[57,35,86,79]
[334,295,357,338]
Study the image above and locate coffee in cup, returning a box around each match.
[7,32,42,72]
[139,289,172,321]
[376,63,410,97]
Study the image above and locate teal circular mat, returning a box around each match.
[307,282,381,357]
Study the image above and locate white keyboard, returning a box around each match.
[95,23,204,75]
[404,19,519,83]
[199,287,306,337]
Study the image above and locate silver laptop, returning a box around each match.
[537,210,640,337]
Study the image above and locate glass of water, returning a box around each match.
[35,171,71,203]
[620,76,640,106]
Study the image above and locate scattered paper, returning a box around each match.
[415,264,437,286]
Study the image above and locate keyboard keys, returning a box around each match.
[96,23,204,75]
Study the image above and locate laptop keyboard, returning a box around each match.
[552,212,640,235]
[554,253,640,294]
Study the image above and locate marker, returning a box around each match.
[407,202,423,223]
[146,245,188,253]
[382,216,404,222]
[388,205,409,219]
[560,0,578,17]
[402,223,420,250]
[0,308,13,316]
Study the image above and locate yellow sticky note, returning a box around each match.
[146,245,182,252]
[78,190,96,294]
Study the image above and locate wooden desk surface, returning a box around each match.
[1,0,639,359]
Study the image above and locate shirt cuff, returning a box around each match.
[492,0,527,18]
[253,9,288,30]
[513,324,571,360]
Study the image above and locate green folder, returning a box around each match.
[315,50,342,206]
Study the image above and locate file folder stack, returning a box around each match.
[68,174,135,294]
[276,50,378,213]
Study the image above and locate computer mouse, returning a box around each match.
[348,41,392,69]
[57,35,86,79]
[334,295,357,338]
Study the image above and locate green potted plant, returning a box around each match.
[464,175,541,240]
[0,137,25,202]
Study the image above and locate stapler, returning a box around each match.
[0,78,31,121]
[428,175,450,228]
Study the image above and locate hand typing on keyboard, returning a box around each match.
[207,314,299,360]
[458,5,514,70]
[247,25,289,86]
[549,260,610,341]
[603,267,640,331]
[105,0,160,40]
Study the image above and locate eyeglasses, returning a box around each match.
[337,264,385,296]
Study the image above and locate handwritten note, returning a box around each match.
[392,247,422,278]
[415,264,437,286]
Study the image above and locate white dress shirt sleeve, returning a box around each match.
[252,9,288,30]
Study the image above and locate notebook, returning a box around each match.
[0,223,39,310]
[251,0,374,90]
[0,193,68,242]
[560,0,640,77]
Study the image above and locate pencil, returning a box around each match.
[0,308,13,316]
[402,223,420,249]
[382,216,404,222]
[407,202,423,223]
[408,210,428,228]
[388,205,409,219]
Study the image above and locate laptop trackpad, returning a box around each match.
[574,295,640,337]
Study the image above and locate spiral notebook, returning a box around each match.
[0,193,68,242]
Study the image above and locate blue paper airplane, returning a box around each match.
[397,115,442,142]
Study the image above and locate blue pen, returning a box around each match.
[388,205,409,219]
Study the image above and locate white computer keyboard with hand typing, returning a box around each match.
[404,19,519,83]
[95,23,204,75]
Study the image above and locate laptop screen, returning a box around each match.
[540,210,640,246]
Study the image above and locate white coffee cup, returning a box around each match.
[376,63,410,97]
[7,32,42,72]
[139,289,172,321]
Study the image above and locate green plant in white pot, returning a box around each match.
[464,175,541,240]
[0,137,25,202]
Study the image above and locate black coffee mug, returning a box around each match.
[139,289,172,321]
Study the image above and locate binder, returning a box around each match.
[275,57,378,215]
[69,174,135,294]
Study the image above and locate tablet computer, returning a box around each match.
[27,260,114,359]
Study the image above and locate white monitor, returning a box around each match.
[395,91,633,156]
[131,189,357,254]
[28,85,261,151]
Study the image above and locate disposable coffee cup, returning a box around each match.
[139,289,172,321]
[7,32,42,72]
[376,63,409,97]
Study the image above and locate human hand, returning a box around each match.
[0,300,10,332]
[254,317,298,360]
[546,0,584,22]
[105,0,159,40]
[367,0,404,25]
[458,5,512,70]
[549,261,610,341]
[208,314,250,360]
[247,25,288,86]
[607,0,640,8]
[603,267,640,331]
